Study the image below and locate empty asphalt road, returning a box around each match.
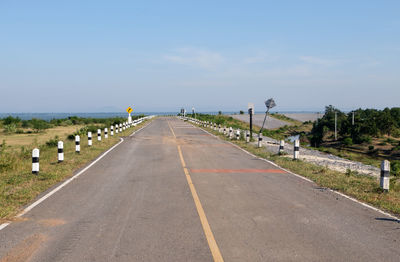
[0,117,399,261]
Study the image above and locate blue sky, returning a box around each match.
[0,1,399,113]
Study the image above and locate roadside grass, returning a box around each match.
[0,125,85,147]
[270,113,302,125]
[0,120,150,221]
[316,146,382,168]
[197,121,400,216]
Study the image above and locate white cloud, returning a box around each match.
[299,56,343,66]
[243,51,279,64]
[164,47,224,70]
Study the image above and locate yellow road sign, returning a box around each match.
[126,106,133,113]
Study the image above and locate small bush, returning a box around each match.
[3,124,17,133]
[67,134,75,141]
[15,129,24,134]
[45,136,59,147]
[368,145,375,150]
[343,137,353,146]
[391,161,400,176]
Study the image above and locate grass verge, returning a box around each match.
[0,120,152,221]
[196,121,400,216]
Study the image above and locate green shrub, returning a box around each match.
[343,137,353,146]
[391,160,400,176]
[3,124,17,133]
[45,136,59,147]
[368,145,375,150]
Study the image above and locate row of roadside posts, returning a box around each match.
[180,116,393,192]
[32,117,150,175]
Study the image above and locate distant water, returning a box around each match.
[0,111,319,121]
[0,112,160,121]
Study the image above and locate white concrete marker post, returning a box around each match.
[110,125,114,136]
[236,129,240,140]
[97,129,101,141]
[32,148,39,175]
[229,127,233,139]
[58,141,64,162]
[88,132,92,146]
[246,131,250,143]
[119,124,122,132]
[128,113,132,124]
[279,140,285,154]
[75,135,80,154]
[293,139,300,160]
[104,128,108,139]
[380,160,390,192]
[258,134,263,148]
[115,125,119,134]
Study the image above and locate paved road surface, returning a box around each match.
[0,117,399,261]
[283,113,322,122]
[230,114,291,129]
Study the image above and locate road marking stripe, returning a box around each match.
[193,122,400,222]
[190,168,286,174]
[168,121,224,262]
[0,121,153,231]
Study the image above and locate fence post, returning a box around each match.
[88,131,92,146]
[380,160,390,192]
[115,125,119,134]
[236,129,240,140]
[258,134,263,148]
[110,125,114,136]
[58,141,64,162]
[32,148,39,175]
[97,129,101,141]
[279,140,285,154]
[119,124,122,132]
[246,131,250,143]
[104,128,108,139]
[75,135,80,153]
[293,140,300,159]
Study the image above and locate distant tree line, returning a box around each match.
[0,115,144,134]
[310,106,400,147]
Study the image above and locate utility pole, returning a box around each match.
[249,108,253,139]
[335,111,337,141]
[352,111,355,126]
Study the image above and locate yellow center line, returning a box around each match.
[168,120,224,262]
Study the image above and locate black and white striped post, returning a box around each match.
[88,131,92,146]
[246,131,250,143]
[218,124,221,133]
[293,139,300,159]
[115,125,119,134]
[119,124,122,132]
[97,129,101,141]
[279,140,285,154]
[123,123,125,130]
[110,125,114,136]
[104,128,108,139]
[75,135,80,153]
[380,160,390,192]
[229,127,233,139]
[32,148,39,175]
[258,134,263,148]
[58,141,64,162]
[236,129,240,140]
[223,126,226,135]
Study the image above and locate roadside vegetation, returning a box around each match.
[0,115,149,221]
[190,114,400,215]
